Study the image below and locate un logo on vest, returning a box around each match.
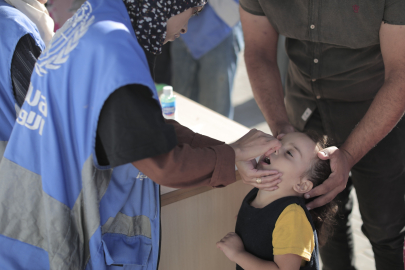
[35,2,95,76]
[16,84,47,135]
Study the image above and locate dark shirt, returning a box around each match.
[239,0,405,145]
[235,188,319,270]
[11,34,42,107]
[96,85,177,167]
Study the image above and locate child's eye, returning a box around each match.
[287,151,293,157]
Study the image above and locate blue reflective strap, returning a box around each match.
[0,234,50,270]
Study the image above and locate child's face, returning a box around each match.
[257,132,318,189]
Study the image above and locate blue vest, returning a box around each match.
[181,1,239,59]
[0,0,44,158]
[0,0,160,269]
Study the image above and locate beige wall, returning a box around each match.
[159,180,253,270]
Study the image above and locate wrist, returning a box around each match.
[339,145,357,169]
[231,250,247,264]
[229,143,242,162]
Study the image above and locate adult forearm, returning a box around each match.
[341,72,405,167]
[244,50,291,136]
[133,144,236,188]
[304,74,405,208]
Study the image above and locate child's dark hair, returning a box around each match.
[302,131,338,246]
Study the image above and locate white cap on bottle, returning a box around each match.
[163,86,173,96]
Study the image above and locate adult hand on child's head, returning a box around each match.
[216,232,245,262]
[305,146,353,210]
[230,129,283,191]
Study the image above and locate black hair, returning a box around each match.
[302,131,338,247]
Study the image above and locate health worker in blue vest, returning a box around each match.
[0,0,54,161]
[0,0,283,269]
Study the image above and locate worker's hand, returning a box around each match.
[305,146,353,210]
[230,129,282,191]
[216,232,245,262]
[230,129,282,162]
[236,160,282,191]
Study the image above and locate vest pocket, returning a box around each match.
[102,233,152,266]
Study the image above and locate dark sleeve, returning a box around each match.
[239,0,266,16]
[383,0,405,25]
[96,84,177,167]
[11,34,42,107]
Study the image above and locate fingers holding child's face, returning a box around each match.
[257,174,283,191]
[247,172,283,191]
[237,159,282,190]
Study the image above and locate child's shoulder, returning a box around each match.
[273,203,316,263]
[279,203,307,219]
[275,201,314,233]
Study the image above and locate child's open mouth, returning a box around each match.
[263,157,271,164]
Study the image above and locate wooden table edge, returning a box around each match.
[161,170,243,207]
